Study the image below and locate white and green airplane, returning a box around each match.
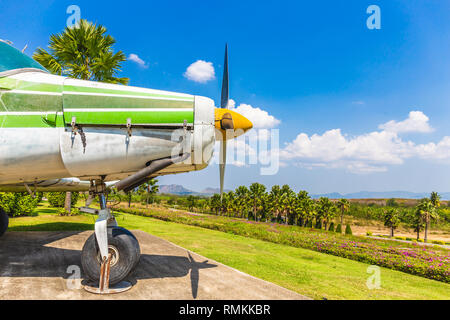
[0,41,252,291]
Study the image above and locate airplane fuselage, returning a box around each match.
[0,70,216,186]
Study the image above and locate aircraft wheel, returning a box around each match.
[81,227,140,285]
[0,207,8,237]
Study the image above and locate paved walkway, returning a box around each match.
[0,230,310,300]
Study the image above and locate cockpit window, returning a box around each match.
[0,42,48,73]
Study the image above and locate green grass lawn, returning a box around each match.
[7,203,450,300]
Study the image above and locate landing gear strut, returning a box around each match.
[81,180,140,294]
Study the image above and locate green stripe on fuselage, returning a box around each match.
[64,110,194,125]
[0,92,62,112]
[0,113,64,128]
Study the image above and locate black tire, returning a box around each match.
[0,207,8,237]
[81,227,140,285]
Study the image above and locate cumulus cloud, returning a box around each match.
[378,111,433,133]
[280,111,448,173]
[228,99,281,129]
[184,60,215,83]
[209,100,279,168]
[128,54,148,68]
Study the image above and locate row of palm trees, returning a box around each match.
[207,184,441,242]
[208,183,350,229]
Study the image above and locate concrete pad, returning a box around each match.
[0,231,310,300]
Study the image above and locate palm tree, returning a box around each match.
[249,183,266,221]
[280,185,296,224]
[186,195,197,211]
[383,208,400,237]
[33,19,128,84]
[316,197,335,230]
[137,178,159,208]
[430,191,441,209]
[417,198,438,242]
[235,186,250,218]
[295,191,314,226]
[210,194,221,215]
[411,206,425,240]
[225,191,236,217]
[336,199,350,227]
[268,185,283,222]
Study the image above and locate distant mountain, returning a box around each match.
[158,184,231,196]
[158,184,196,195]
[311,191,450,200]
[201,187,231,195]
[158,185,450,200]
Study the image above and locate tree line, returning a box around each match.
[174,184,444,242]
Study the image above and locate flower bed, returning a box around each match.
[116,206,450,283]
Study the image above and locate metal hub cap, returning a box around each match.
[97,245,120,267]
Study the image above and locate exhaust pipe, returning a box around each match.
[115,153,190,192]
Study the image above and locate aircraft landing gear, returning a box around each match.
[81,180,140,294]
[0,207,8,237]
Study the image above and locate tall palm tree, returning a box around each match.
[268,185,283,222]
[235,186,250,218]
[336,199,350,227]
[417,198,438,242]
[295,190,314,226]
[210,194,221,215]
[280,184,295,224]
[225,191,236,217]
[33,19,128,84]
[383,208,400,237]
[411,205,425,240]
[249,183,266,221]
[430,191,441,209]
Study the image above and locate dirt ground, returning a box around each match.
[350,223,450,242]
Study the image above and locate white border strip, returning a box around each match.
[64,108,193,112]
[9,90,61,96]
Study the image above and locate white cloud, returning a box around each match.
[184,60,215,83]
[280,111,449,173]
[228,100,281,129]
[378,110,433,133]
[128,54,148,68]
[208,101,279,168]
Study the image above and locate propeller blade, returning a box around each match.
[220,44,229,109]
[219,140,226,201]
[219,44,229,202]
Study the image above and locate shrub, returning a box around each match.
[366,231,373,236]
[328,222,335,232]
[47,192,79,208]
[417,239,424,242]
[431,240,445,245]
[0,192,41,217]
[335,224,342,233]
[57,207,80,216]
[345,224,352,235]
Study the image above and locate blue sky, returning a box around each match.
[1,0,450,193]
